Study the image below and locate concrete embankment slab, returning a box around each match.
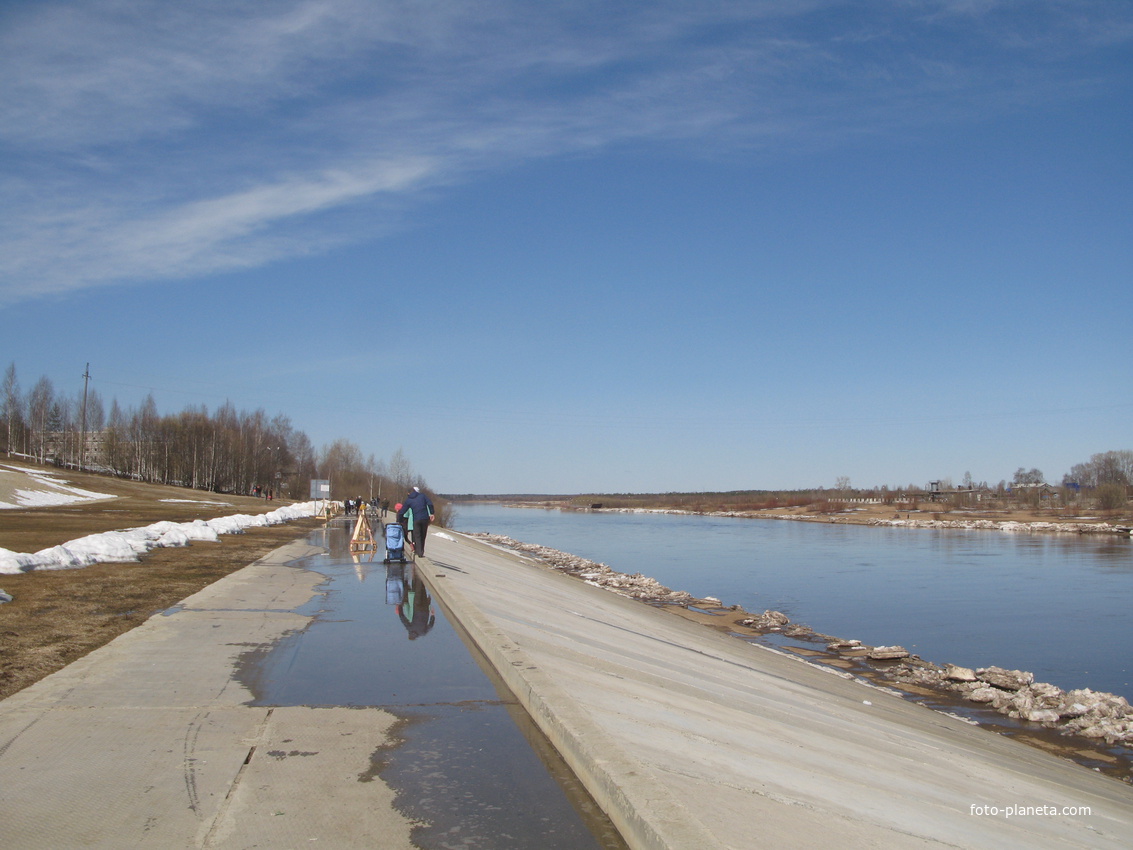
[0,539,417,850]
[419,529,1133,849]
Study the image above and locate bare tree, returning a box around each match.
[1095,483,1127,511]
[319,438,367,498]
[27,377,54,463]
[2,363,23,456]
[1012,467,1044,486]
[3,362,447,511]
[1064,451,1133,488]
[388,447,413,491]
[288,430,318,498]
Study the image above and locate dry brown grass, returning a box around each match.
[0,462,322,701]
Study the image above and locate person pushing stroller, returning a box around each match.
[396,487,435,556]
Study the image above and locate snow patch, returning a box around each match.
[159,498,234,506]
[0,463,116,508]
[0,501,321,575]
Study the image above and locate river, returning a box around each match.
[451,504,1133,702]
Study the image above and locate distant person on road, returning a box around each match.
[397,487,435,556]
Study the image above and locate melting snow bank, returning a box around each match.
[0,501,321,575]
[469,532,1133,764]
[867,517,1131,534]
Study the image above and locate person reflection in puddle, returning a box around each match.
[396,563,435,639]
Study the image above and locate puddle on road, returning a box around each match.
[237,526,627,850]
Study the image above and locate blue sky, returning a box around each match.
[2,0,1130,494]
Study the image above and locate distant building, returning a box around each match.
[1008,482,1058,500]
[39,430,107,468]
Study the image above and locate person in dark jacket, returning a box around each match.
[396,487,435,556]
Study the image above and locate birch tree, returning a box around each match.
[2,363,22,456]
[27,377,54,463]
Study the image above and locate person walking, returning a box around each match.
[396,487,435,556]
[394,501,407,542]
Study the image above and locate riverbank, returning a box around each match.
[735,502,1130,535]
[423,530,1133,847]
[539,500,1133,535]
[470,532,1133,783]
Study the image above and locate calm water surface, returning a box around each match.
[453,504,1133,701]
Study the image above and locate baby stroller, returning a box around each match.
[383,521,407,564]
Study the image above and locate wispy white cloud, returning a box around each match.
[0,155,438,301]
[0,0,1128,303]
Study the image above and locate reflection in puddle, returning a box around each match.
[238,527,627,849]
[387,561,436,640]
[377,703,626,850]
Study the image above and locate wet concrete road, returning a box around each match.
[240,525,626,849]
[0,528,625,849]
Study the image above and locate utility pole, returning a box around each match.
[79,363,90,471]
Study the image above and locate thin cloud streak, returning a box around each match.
[0,155,438,301]
[0,0,1128,303]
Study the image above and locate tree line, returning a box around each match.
[489,450,1131,515]
[0,363,444,516]
[1061,451,1133,511]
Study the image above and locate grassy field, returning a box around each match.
[0,462,322,700]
